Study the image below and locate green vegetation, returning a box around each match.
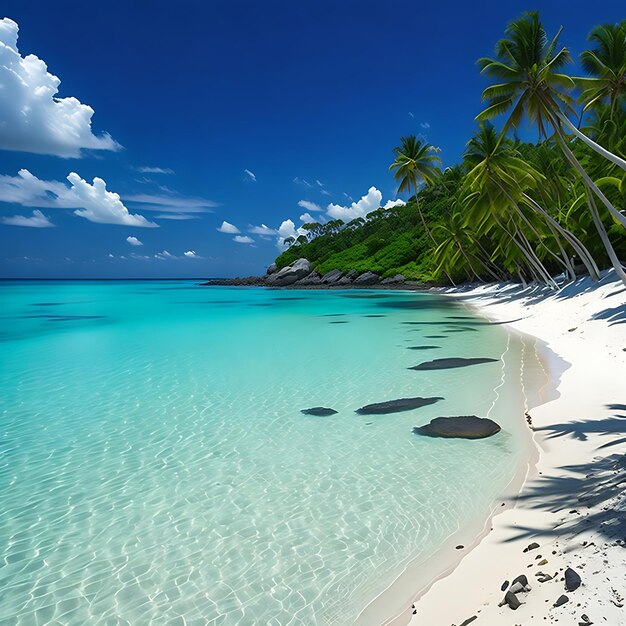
[276,12,626,287]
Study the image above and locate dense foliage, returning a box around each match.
[276,13,626,287]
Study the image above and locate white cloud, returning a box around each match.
[248,224,277,236]
[0,209,54,227]
[126,236,143,246]
[408,111,414,118]
[316,180,324,187]
[383,198,406,209]
[184,250,202,259]
[137,166,174,174]
[276,219,308,249]
[154,250,174,260]
[0,18,120,158]
[123,192,216,214]
[320,189,331,197]
[244,169,256,182]
[298,199,323,212]
[0,169,157,227]
[293,177,312,188]
[217,220,240,234]
[154,213,198,220]
[420,122,431,129]
[327,186,382,221]
[233,235,254,244]
[299,212,317,224]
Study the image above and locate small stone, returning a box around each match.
[512,574,529,588]
[538,559,548,565]
[503,591,521,610]
[501,580,509,591]
[456,545,464,550]
[524,542,540,553]
[554,594,569,607]
[565,567,582,591]
[459,617,478,626]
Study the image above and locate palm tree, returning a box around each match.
[389,135,441,241]
[577,20,626,120]
[477,11,626,284]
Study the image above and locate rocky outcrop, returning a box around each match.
[266,263,277,275]
[266,258,312,286]
[321,269,344,284]
[297,271,322,285]
[414,416,501,439]
[381,274,405,284]
[354,271,380,285]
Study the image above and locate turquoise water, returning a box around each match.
[0,282,539,625]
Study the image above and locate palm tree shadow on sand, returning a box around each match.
[502,403,626,544]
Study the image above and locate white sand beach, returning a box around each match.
[396,270,626,626]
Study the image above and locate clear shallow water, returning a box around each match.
[0,282,538,625]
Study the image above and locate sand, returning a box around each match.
[393,270,626,626]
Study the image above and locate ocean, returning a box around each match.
[0,281,545,625]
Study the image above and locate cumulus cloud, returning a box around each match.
[0,169,156,227]
[184,250,202,258]
[233,235,254,244]
[299,212,318,224]
[383,198,406,209]
[244,169,256,182]
[217,220,240,234]
[326,186,382,221]
[0,18,120,158]
[248,224,277,237]
[298,199,323,212]
[137,166,174,174]
[276,219,308,249]
[0,209,54,227]
[126,236,143,246]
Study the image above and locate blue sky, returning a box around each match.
[0,0,624,278]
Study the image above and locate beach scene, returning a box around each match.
[1,2,626,625]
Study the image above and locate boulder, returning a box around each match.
[356,396,443,415]
[381,274,405,284]
[554,594,569,607]
[297,272,322,285]
[266,258,312,286]
[354,271,380,285]
[502,591,521,610]
[345,269,359,279]
[414,416,501,439]
[321,269,344,284]
[336,276,353,285]
[301,407,338,416]
[266,263,278,275]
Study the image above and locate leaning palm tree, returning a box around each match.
[389,135,441,240]
[477,11,626,284]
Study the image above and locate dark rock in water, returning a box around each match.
[414,416,501,439]
[554,594,569,607]
[459,617,478,626]
[523,542,540,553]
[330,320,348,324]
[503,591,521,610]
[565,567,581,591]
[409,357,499,371]
[301,407,338,416]
[364,314,386,318]
[354,271,380,285]
[356,396,443,415]
[511,574,529,588]
[407,345,441,350]
[501,580,509,591]
[423,334,447,339]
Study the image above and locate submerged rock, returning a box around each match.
[406,345,441,350]
[409,357,499,371]
[301,407,338,416]
[414,416,501,439]
[356,396,443,415]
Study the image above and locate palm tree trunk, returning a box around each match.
[521,193,601,281]
[553,129,626,286]
[555,111,626,173]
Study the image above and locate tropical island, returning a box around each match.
[207,12,626,292]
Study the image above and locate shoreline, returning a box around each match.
[358,297,563,626]
[398,270,626,625]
